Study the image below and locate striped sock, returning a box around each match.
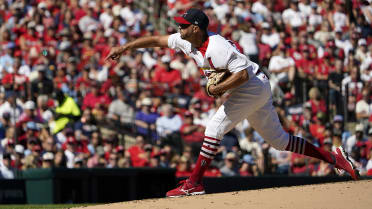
[286,135,335,164]
[189,136,220,184]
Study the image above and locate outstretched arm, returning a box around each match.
[105,35,170,61]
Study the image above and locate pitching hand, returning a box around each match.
[105,46,127,61]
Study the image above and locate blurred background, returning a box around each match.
[0,0,371,205]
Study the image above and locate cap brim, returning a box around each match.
[174,16,191,25]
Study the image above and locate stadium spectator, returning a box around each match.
[220,152,239,177]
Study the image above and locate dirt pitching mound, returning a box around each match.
[75,180,372,209]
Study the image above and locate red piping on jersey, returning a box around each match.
[197,36,215,68]
[197,36,209,57]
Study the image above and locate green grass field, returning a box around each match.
[0,204,96,209]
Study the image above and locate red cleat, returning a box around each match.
[166,179,205,197]
[333,147,359,180]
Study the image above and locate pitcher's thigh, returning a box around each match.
[246,100,289,150]
[205,99,258,139]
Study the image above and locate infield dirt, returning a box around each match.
[74,179,372,209]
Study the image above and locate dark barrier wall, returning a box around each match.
[2,168,367,204]
[0,180,26,204]
[20,168,177,204]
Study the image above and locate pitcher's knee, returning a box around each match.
[265,131,289,151]
[205,123,224,140]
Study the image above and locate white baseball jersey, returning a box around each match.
[167,32,289,152]
[168,32,259,78]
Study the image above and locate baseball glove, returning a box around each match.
[206,71,231,97]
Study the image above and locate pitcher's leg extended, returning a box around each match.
[246,100,359,180]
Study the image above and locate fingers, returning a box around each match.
[105,53,119,62]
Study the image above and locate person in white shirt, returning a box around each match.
[308,3,322,27]
[106,8,359,197]
[268,45,295,90]
[251,0,271,20]
[282,0,305,28]
[260,22,280,49]
[0,153,14,179]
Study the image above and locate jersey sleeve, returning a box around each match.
[167,33,190,54]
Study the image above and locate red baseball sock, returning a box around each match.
[189,136,220,184]
[286,135,335,164]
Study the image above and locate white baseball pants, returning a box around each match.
[204,72,289,151]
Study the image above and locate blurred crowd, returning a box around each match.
[0,0,371,180]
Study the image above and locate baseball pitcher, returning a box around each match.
[106,8,358,198]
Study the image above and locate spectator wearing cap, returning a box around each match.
[0,91,22,124]
[346,124,366,154]
[52,90,81,134]
[42,152,54,168]
[260,22,280,49]
[16,100,44,132]
[13,144,24,170]
[74,157,84,168]
[134,98,159,142]
[220,152,240,177]
[0,153,15,179]
[64,136,77,168]
[308,2,322,27]
[30,65,54,99]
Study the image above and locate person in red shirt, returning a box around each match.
[127,135,151,167]
[175,156,193,178]
[152,57,182,91]
[2,57,30,94]
[309,112,326,144]
[306,87,327,117]
[82,82,111,110]
[180,111,205,144]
